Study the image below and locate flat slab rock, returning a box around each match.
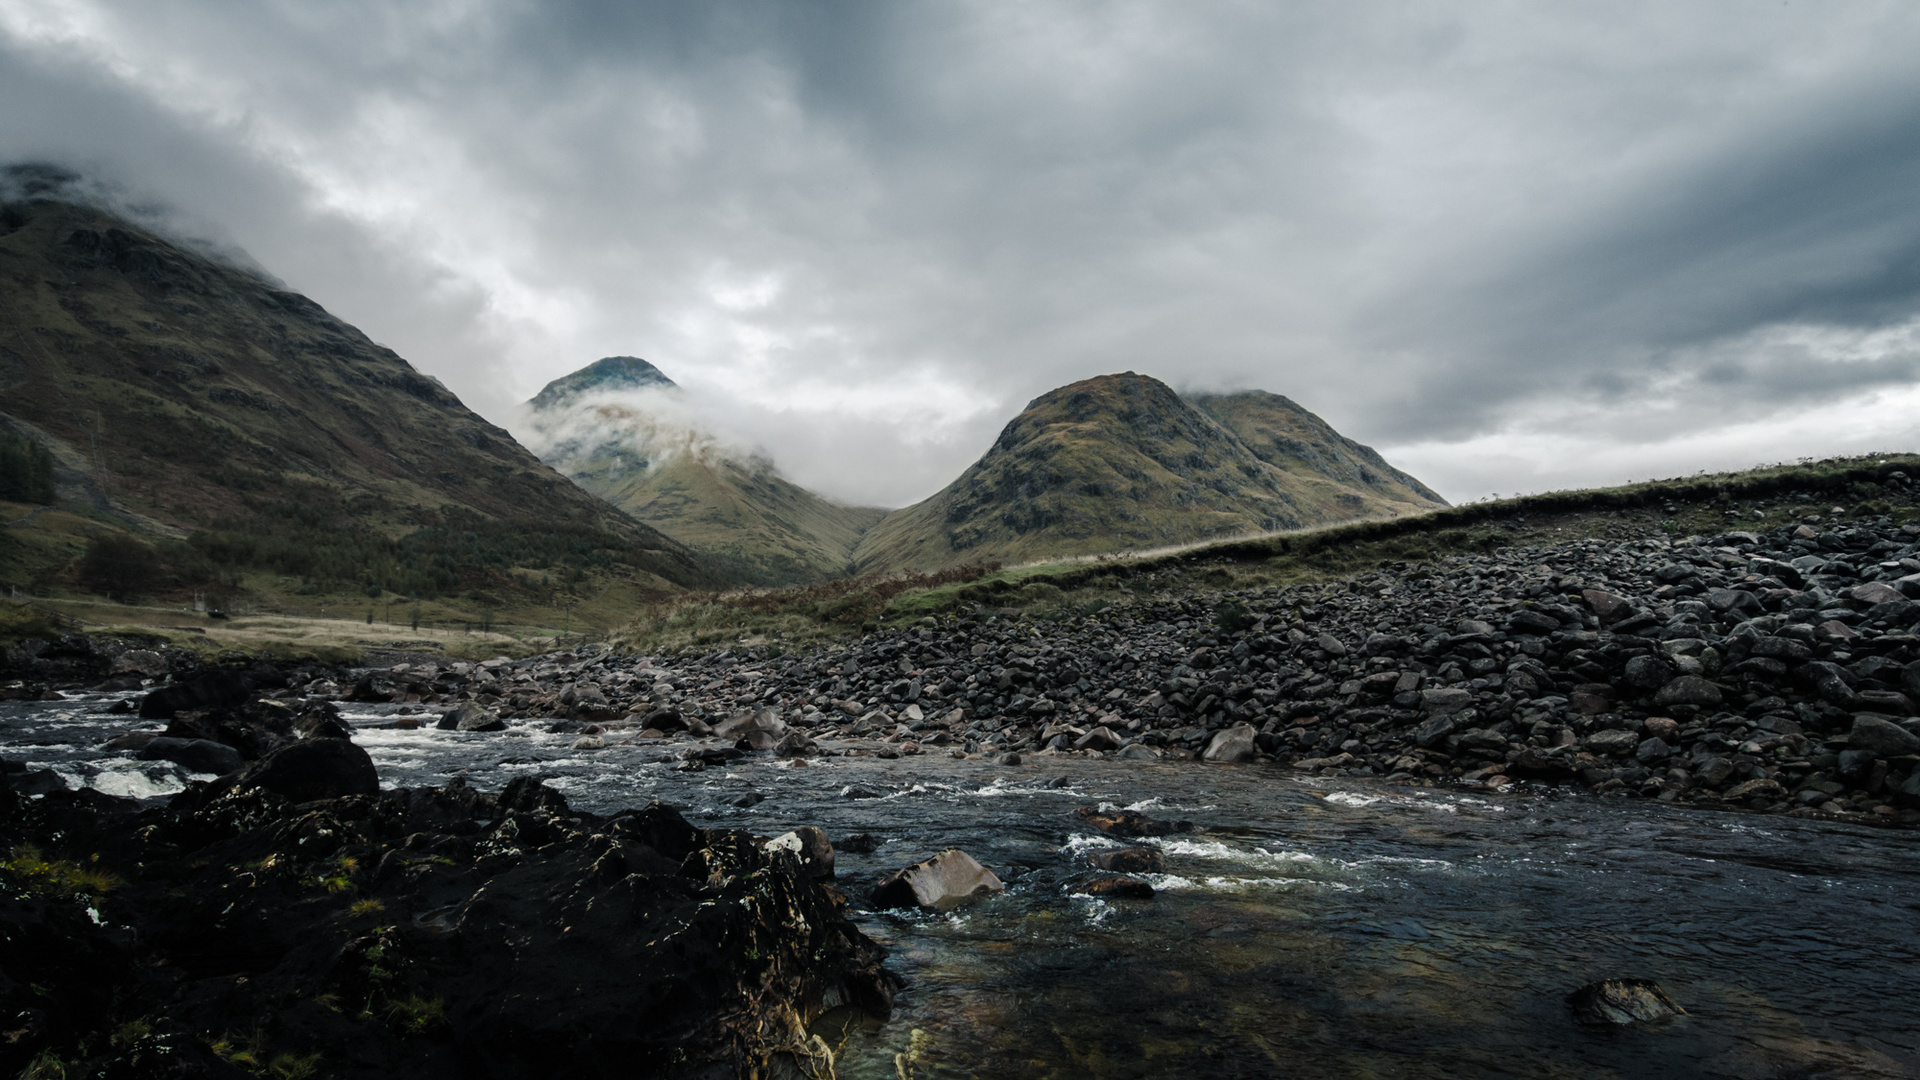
[871,849,1005,910]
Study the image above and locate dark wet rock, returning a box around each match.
[1654,676,1722,708]
[100,730,158,753]
[838,832,881,854]
[1090,846,1166,874]
[438,704,504,732]
[1072,875,1155,899]
[1724,778,1788,801]
[136,736,242,775]
[765,826,835,880]
[236,737,380,801]
[871,849,1006,910]
[1076,807,1193,837]
[138,669,252,719]
[1115,743,1159,760]
[1420,687,1474,715]
[1583,729,1640,757]
[1566,979,1685,1025]
[840,785,884,800]
[1202,722,1257,763]
[1849,714,1920,757]
[0,778,896,1079]
[1412,714,1456,750]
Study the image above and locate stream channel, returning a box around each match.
[8,693,1918,1079]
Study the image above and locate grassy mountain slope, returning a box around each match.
[850,372,1446,574]
[0,189,715,610]
[1189,390,1446,515]
[525,383,887,586]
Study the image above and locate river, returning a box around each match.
[7,693,1916,1078]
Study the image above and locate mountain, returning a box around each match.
[527,355,675,410]
[0,183,714,603]
[848,372,1447,573]
[523,370,887,585]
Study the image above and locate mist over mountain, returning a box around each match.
[521,365,886,585]
[526,361,1446,584]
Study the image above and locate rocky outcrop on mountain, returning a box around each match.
[0,774,894,1079]
[849,373,1445,574]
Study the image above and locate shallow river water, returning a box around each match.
[7,695,1918,1079]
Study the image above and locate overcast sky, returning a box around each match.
[5,1,1920,508]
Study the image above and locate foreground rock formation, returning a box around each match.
[0,767,894,1078]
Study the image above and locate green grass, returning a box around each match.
[3,845,121,898]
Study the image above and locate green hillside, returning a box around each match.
[0,185,715,615]
[848,372,1448,573]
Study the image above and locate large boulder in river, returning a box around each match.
[238,737,379,801]
[138,736,243,775]
[1566,979,1685,1025]
[871,849,1005,911]
[1202,722,1257,763]
[138,670,252,719]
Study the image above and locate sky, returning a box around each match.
[4,1,1920,509]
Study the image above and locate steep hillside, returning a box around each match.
[524,371,887,585]
[1189,390,1447,516]
[0,185,713,605]
[849,372,1446,573]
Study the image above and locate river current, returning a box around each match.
[7,693,1917,1079]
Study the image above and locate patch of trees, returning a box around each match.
[0,431,54,504]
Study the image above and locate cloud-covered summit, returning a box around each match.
[5,1,1919,504]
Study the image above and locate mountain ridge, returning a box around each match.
[527,363,1446,584]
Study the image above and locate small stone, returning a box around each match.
[1566,979,1685,1025]
[1654,676,1722,708]
[1420,688,1475,715]
[1583,729,1640,756]
[871,849,1005,910]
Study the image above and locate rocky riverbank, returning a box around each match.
[262,514,1919,826]
[1,745,895,1078]
[12,511,1920,833]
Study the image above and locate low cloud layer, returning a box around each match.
[5,1,1919,506]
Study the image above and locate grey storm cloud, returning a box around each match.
[4,1,1920,504]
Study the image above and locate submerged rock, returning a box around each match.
[1076,806,1193,837]
[1072,875,1156,899]
[1090,846,1167,874]
[871,849,1005,911]
[1566,979,1686,1025]
[136,736,242,776]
